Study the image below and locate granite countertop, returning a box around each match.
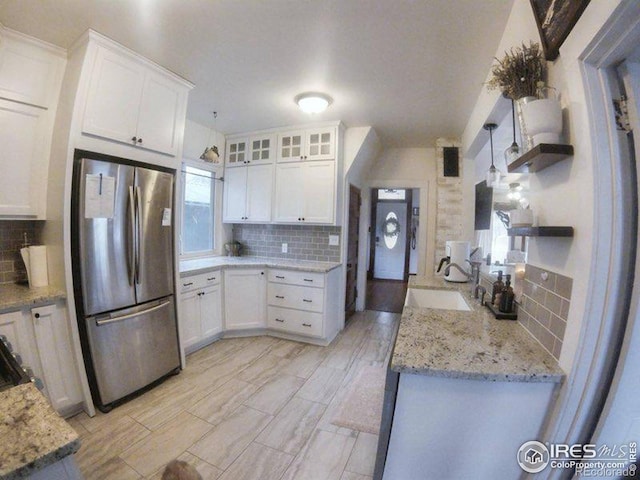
[394,275,564,383]
[0,284,66,314]
[180,256,342,276]
[0,383,80,479]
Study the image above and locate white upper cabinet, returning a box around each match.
[223,163,273,223]
[82,44,187,156]
[226,134,275,167]
[0,27,65,108]
[274,160,335,224]
[0,26,65,219]
[277,127,336,162]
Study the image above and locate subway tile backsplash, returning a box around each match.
[518,264,573,361]
[232,224,341,262]
[0,221,44,284]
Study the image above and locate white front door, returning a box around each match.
[373,202,407,280]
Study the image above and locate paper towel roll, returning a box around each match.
[28,246,48,288]
[20,248,32,286]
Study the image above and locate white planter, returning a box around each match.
[520,98,563,145]
[510,208,534,227]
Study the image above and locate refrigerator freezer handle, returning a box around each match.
[128,186,136,286]
[135,186,142,285]
[94,300,171,326]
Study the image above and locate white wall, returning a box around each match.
[366,148,436,276]
[460,0,611,374]
[181,119,231,256]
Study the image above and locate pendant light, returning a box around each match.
[200,111,220,163]
[484,123,500,188]
[504,99,520,165]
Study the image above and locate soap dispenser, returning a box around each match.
[499,274,515,313]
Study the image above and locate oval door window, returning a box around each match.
[383,212,400,249]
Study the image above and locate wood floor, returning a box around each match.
[67,310,399,480]
[365,279,408,313]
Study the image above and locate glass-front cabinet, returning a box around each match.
[225,137,248,167]
[277,127,335,162]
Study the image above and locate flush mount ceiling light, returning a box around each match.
[483,122,500,188]
[295,92,332,114]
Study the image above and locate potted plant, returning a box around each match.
[487,41,562,150]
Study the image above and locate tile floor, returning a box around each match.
[67,310,399,480]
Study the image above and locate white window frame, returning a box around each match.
[179,159,217,258]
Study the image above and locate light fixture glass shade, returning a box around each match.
[200,146,219,163]
[296,92,331,114]
[486,165,500,188]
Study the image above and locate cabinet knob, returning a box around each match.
[302,323,312,327]
[275,318,284,323]
[275,295,285,299]
[34,313,40,319]
[131,136,137,142]
[261,272,264,275]
[137,138,143,143]
[301,218,305,221]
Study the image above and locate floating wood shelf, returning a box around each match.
[507,226,574,237]
[507,143,574,173]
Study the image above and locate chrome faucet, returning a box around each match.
[444,261,483,297]
[443,262,473,279]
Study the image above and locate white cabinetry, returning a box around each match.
[223,164,273,223]
[224,269,266,331]
[267,268,341,341]
[274,161,335,224]
[82,44,188,156]
[0,303,83,416]
[31,304,82,413]
[277,127,335,162]
[178,272,223,353]
[0,26,65,219]
[226,134,276,167]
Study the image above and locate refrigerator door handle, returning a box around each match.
[94,300,171,326]
[135,186,142,285]
[128,186,136,286]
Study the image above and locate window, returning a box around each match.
[378,188,406,200]
[181,163,216,256]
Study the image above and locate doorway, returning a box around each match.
[367,188,412,313]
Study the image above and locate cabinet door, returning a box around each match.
[303,161,335,224]
[277,130,305,162]
[248,134,276,165]
[306,128,335,161]
[179,289,201,349]
[0,311,29,359]
[226,138,249,167]
[200,285,223,338]
[222,166,248,222]
[0,100,48,217]
[82,46,145,145]
[273,163,304,222]
[224,269,266,330]
[245,164,273,222]
[31,304,82,413]
[136,71,182,155]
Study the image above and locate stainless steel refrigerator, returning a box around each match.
[71,150,180,412]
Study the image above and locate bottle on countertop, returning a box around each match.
[491,271,504,306]
[499,274,515,313]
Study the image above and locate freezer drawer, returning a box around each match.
[86,297,179,406]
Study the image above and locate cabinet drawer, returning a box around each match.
[180,271,221,292]
[268,269,325,288]
[268,283,324,313]
[268,306,323,338]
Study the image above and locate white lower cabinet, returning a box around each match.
[31,304,82,414]
[266,268,340,340]
[224,269,266,330]
[0,303,83,415]
[178,272,223,352]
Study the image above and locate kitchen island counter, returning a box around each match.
[0,284,65,314]
[392,275,564,382]
[0,383,80,479]
[180,256,341,276]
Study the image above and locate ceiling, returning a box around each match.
[0,0,514,147]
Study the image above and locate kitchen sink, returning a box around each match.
[404,288,471,311]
